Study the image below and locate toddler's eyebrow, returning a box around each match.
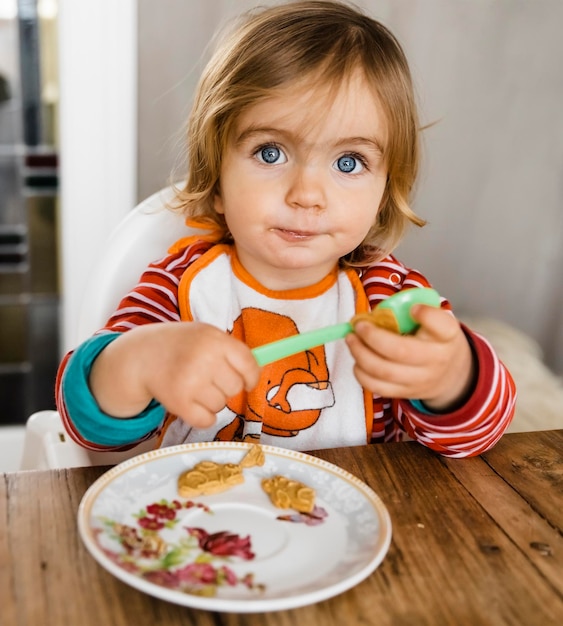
[235,127,384,154]
[334,136,385,155]
[235,126,279,145]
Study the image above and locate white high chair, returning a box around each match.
[20,185,203,470]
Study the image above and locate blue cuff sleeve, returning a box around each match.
[62,332,166,446]
[409,399,437,415]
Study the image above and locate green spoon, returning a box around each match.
[251,287,441,366]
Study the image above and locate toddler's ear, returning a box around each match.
[214,188,225,214]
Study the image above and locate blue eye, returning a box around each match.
[335,154,364,174]
[256,145,286,164]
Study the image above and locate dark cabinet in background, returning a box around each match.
[0,1,59,425]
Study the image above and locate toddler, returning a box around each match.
[56,0,515,456]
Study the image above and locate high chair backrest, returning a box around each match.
[21,186,203,470]
[75,184,202,346]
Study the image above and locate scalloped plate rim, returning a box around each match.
[77,441,392,613]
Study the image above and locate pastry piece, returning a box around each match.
[352,287,441,335]
[352,308,400,333]
[178,444,265,498]
[238,443,266,468]
[261,475,316,513]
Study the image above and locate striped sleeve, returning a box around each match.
[359,253,437,306]
[359,256,517,457]
[56,240,213,451]
[103,239,213,333]
[394,326,517,457]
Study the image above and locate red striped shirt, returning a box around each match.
[56,241,516,457]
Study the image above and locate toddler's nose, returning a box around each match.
[285,166,326,211]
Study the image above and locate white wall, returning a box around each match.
[58,0,137,352]
[136,0,265,199]
[388,0,563,374]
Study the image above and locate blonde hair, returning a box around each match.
[172,0,425,266]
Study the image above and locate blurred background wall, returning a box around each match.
[136,0,563,375]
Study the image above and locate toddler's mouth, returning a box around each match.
[272,227,317,241]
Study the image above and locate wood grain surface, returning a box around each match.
[1,430,562,625]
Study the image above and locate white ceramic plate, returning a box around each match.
[78,442,391,613]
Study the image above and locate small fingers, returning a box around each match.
[181,401,218,430]
[354,356,419,398]
[410,305,459,342]
[168,382,228,429]
[225,345,262,391]
[348,322,423,366]
[347,310,473,405]
[209,356,254,399]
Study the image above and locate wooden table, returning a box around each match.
[1,430,562,625]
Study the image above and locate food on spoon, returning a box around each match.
[352,308,400,333]
[352,287,441,335]
[177,444,265,497]
[261,475,316,513]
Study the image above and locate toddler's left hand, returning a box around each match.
[345,304,475,412]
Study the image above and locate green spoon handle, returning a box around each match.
[251,287,441,366]
[252,321,353,366]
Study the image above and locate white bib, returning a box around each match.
[162,245,371,451]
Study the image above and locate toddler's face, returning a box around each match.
[214,71,389,290]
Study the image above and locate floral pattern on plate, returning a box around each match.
[94,498,264,597]
[78,442,391,613]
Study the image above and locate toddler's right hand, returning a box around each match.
[89,322,261,428]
